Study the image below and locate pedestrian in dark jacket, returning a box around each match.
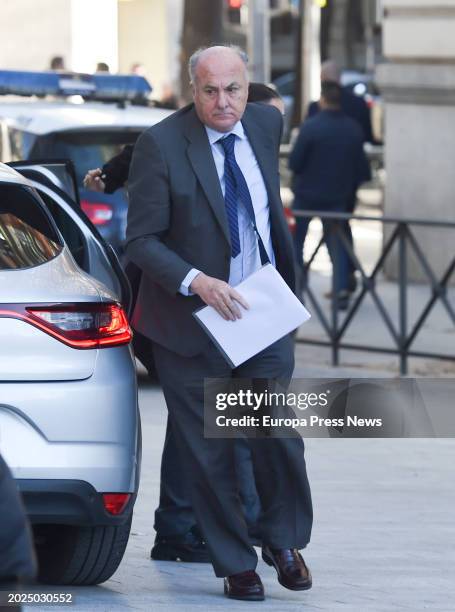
[290,81,370,308]
[307,60,374,292]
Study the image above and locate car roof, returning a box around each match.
[0,99,173,135]
[0,161,32,187]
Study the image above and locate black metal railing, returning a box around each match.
[293,209,455,375]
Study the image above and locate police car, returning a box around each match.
[0,69,172,251]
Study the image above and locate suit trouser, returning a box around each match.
[152,335,313,577]
[133,328,261,539]
[155,421,261,537]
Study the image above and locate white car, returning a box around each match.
[0,159,140,586]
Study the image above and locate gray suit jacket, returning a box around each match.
[125,102,295,357]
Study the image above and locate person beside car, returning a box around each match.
[125,43,312,601]
[82,81,288,564]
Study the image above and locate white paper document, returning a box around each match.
[193,264,311,368]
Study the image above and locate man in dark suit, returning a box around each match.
[126,45,312,601]
[290,81,370,308]
[83,83,287,563]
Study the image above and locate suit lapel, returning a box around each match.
[183,109,231,247]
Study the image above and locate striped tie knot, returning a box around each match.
[218,133,236,157]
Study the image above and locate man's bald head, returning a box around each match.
[189,45,250,132]
[188,46,248,85]
[320,60,341,84]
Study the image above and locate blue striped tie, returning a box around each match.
[218,133,243,258]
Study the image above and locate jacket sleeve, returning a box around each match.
[125,130,193,296]
[354,135,372,190]
[102,145,134,194]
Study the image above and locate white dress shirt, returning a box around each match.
[179,120,276,294]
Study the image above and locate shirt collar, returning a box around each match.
[205,121,246,146]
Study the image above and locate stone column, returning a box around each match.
[376,0,455,282]
[327,0,349,68]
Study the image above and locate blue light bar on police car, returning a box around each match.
[0,70,152,101]
[92,74,152,100]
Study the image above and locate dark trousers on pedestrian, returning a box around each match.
[293,197,352,293]
[152,335,313,577]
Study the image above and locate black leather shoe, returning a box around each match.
[151,526,210,563]
[347,273,358,293]
[224,570,265,601]
[324,289,350,310]
[262,546,312,591]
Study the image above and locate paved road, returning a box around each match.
[34,368,455,611]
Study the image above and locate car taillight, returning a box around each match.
[102,493,131,515]
[0,303,131,349]
[284,206,296,235]
[81,200,113,225]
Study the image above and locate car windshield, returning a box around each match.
[28,130,143,185]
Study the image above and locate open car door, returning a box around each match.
[7,159,132,315]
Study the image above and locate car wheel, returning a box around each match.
[33,516,132,585]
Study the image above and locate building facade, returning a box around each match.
[377,0,455,280]
[0,0,183,100]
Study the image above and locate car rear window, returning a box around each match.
[29,130,142,186]
[0,184,62,270]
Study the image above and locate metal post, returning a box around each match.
[363,0,377,73]
[398,223,408,375]
[301,0,321,117]
[247,0,271,83]
[331,223,339,366]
